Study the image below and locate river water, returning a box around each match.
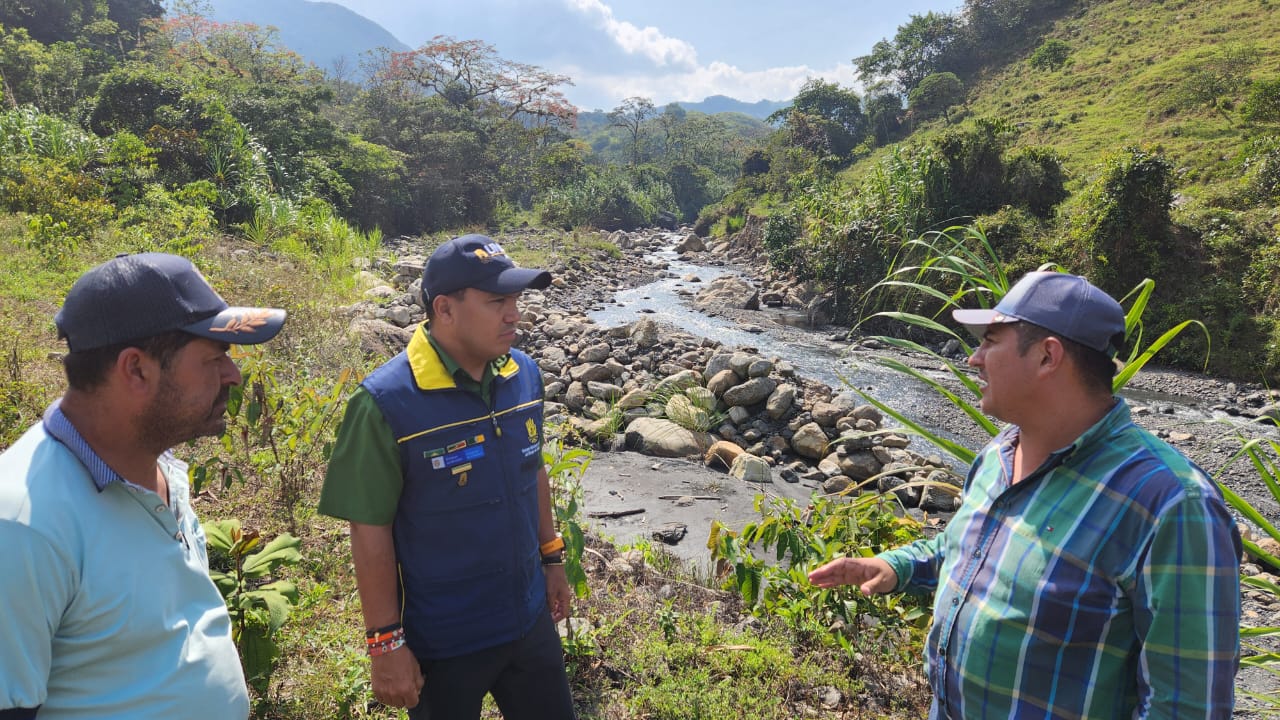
[584,243,1262,455]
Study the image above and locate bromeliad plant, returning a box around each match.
[203,519,302,698]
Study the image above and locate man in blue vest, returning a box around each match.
[319,235,575,719]
[0,252,286,718]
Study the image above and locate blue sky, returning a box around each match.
[325,0,963,111]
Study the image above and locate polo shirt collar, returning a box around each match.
[406,323,519,391]
[43,400,125,492]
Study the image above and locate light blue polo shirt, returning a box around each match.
[0,403,249,719]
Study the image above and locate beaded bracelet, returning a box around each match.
[366,627,406,657]
[367,635,406,657]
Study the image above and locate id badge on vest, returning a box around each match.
[425,434,486,487]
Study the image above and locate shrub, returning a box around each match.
[1066,147,1174,294]
[1242,77,1280,124]
[1029,39,1072,70]
[762,209,803,271]
[1005,146,1069,217]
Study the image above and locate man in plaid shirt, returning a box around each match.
[810,271,1241,719]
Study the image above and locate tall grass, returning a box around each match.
[0,105,101,168]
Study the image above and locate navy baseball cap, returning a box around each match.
[55,252,286,352]
[422,234,551,301]
[953,271,1126,357]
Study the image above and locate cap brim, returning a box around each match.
[474,267,552,295]
[184,307,287,345]
[952,308,1018,340]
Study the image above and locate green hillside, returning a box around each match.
[959,0,1280,193]
[721,0,1280,382]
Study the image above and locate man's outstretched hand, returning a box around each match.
[807,557,899,595]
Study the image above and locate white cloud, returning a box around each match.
[566,60,863,109]
[563,0,698,68]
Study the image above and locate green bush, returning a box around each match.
[762,209,803,271]
[1029,39,1072,70]
[1066,147,1174,294]
[1243,77,1280,124]
[1005,146,1069,217]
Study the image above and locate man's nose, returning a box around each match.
[222,355,244,386]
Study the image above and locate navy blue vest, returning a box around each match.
[362,327,546,659]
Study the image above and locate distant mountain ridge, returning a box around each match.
[677,95,788,119]
[205,0,409,72]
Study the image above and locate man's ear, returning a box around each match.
[431,294,454,324]
[114,346,157,391]
[1039,336,1067,371]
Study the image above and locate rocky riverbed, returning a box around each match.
[346,226,1280,706]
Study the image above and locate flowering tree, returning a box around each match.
[374,35,576,129]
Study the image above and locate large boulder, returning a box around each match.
[722,377,777,407]
[624,417,714,458]
[765,384,796,420]
[693,276,760,312]
[348,318,414,359]
[790,422,829,460]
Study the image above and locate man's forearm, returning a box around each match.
[349,522,403,629]
[536,466,557,544]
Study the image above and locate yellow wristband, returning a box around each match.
[539,536,564,556]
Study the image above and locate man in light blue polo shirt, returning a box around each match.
[0,253,287,719]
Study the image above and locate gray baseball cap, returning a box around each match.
[952,271,1125,357]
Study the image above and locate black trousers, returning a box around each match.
[407,610,576,720]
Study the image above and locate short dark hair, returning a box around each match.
[63,331,199,392]
[423,288,467,322]
[1014,322,1116,395]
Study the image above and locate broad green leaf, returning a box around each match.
[242,533,302,579]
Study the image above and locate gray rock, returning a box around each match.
[790,422,829,460]
[569,363,618,383]
[577,342,612,363]
[727,406,752,425]
[693,277,759,312]
[746,359,774,378]
[706,368,740,398]
[630,318,660,348]
[849,407,880,422]
[822,476,853,494]
[811,401,846,427]
[728,352,755,378]
[722,377,777,407]
[587,381,624,402]
[729,453,773,483]
[838,450,882,481]
[654,369,703,395]
[765,384,796,420]
[347,318,413,358]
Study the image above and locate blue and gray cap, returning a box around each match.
[55,252,286,352]
[952,271,1126,357]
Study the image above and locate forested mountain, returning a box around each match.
[677,95,788,120]
[204,0,409,73]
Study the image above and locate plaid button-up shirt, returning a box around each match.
[881,399,1241,719]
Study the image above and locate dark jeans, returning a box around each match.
[407,610,575,720]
